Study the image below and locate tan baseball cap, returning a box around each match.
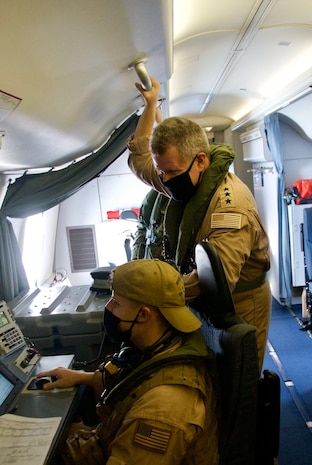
[112,259,201,333]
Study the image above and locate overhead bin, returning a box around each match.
[240,125,272,163]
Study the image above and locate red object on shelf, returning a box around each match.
[107,210,120,219]
[106,208,139,220]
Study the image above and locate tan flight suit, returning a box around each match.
[92,332,219,465]
[128,136,271,371]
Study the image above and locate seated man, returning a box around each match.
[37,259,219,465]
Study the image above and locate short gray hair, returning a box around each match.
[151,117,210,162]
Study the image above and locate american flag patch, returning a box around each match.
[211,212,242,229]
[132,422,171,454]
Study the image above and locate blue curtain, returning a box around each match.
[264,113,291,305]
[0,113,139,302]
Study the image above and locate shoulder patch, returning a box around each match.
[220,186,236,208]
[211,213,242,229]
[132,422,171,454]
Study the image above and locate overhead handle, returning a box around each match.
[128,56,152,90]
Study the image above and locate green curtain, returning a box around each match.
[0,113,139,302]
[1,114,139,218]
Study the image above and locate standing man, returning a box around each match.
[127,76,271,371]
[37,259,218,465]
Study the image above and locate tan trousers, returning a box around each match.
[233,280,272,373]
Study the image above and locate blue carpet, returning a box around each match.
[264,299,312,464]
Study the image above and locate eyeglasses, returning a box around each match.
[157,153,198,180]
[185,154,199,173]
[106,296,142,323]
[108,296,121,309]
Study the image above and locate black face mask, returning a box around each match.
[161,155,199,203]
[104,307,141,344]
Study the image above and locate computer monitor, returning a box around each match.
[0,363,24,415]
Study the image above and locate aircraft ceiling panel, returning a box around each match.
[0,0,311,172]
[171,0,312,128]
[0,0,172,172]
[263,0,312,24]
[218,26,312,120]
[173,0,255,42]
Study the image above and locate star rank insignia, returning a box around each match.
[220,186,235,208]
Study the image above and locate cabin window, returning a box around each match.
[21,213,44,288]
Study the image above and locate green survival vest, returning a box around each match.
[96,330,216,457]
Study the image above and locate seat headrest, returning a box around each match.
[194,241,245,328]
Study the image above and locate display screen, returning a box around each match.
[0,373,15,407]
[0,311,9,329]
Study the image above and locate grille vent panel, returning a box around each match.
[66,226,98,272]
